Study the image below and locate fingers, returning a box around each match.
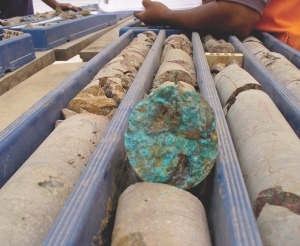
[135,0,151,19]
[134,11,143,19]
[142,0,152,8]
[69,5,82,11]
[64,3,82,11]
[74,6,82,11]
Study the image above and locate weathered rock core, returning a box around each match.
[243,36,300,100]
[111,182,212,246]
[0,113,109,246]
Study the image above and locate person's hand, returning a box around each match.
[134,0,171,26]
[56,3,82,11]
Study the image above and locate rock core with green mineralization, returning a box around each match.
[125,86,218,190]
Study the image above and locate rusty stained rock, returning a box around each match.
[162,49,197,82]
[94,67,134,91]
[99,77,126,106]
[104,57,138,75]
[203,34,235,53]
[99,77,125,95]
[68,96,117,116]
[74,31,158,117]
[111,91,125,106]
[154,39,197,88]
[109,49,146,71]
[161,42,193,63]
[161,34,193,62]
[214,63,261,109]
[76,83,106,97]
[119,38,153,64]
[67,84,117,116]
[253,186,300,219]
[121,53,145,70]
[153,62,196,88]
[211,63,226,76]
[79,31,157,117]
[106,108,117,121]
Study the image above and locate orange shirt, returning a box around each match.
[255,0,300,51]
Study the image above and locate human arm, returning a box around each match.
[134,0,261,38]
[42,0,82,11]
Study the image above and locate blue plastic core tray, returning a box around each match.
[0,33,35,77]
[0,15,37,34]
[0,4,101,34]
[0,29,263,245]
[12,14,117,51]
[40,30,262,246]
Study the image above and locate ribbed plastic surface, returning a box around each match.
[0,34,35,77]
[0,30,133,188]
[229,36,300,137]
[193,33,262,246]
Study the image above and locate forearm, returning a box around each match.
[139,1,261,38]
[42,0,59,9]
[41,0,81,11]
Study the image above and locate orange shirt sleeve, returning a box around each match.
[255,0,300,51]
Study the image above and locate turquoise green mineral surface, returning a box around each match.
[125,86,218,190]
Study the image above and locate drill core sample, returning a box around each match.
[111,182,212,246]
[0,113,109,246]
[125,86,218,190]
